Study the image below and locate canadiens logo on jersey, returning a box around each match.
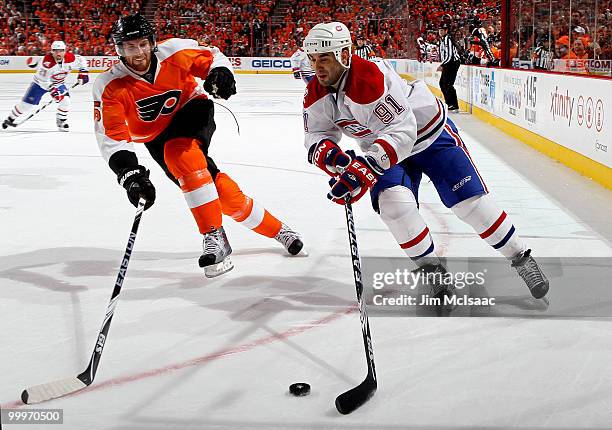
[335,119,373,138]
[135,90,182,122]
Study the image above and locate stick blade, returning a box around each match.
[22,377,87,404]
[335,376,377,415]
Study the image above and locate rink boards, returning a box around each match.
[1,54,610,188]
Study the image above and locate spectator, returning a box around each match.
[572,37,589,59]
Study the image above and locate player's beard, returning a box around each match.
[126,51,152,73]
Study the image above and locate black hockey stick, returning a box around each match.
[21,198,146,404]
[335,198,377,414]
[17,82,80,126]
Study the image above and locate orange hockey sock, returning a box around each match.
[215,172,282,238]
[164,137,222,234]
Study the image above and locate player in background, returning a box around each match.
[94,14,303,278]
[301,22,549,303]
[290,45,314,83]
[2,41,89,131]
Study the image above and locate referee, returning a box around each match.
[437,22,461,111]
[355,36,374,60]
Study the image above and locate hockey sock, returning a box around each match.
[379,186,438,263]
[215,172,282,238]
[165,138,222,234]
[9,100,35,121]
[451,194,526,258]
[56,96,70,123]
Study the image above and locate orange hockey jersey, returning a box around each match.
[92,38,233,163]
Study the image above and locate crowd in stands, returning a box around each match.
[2,0,142,56]
[1,0,610,72]
[264,0,405,58]
[410,0,611,67]
[1,0,406,57]
[1,1,28,55]
[154,0,274,56]
[514,0,612,64]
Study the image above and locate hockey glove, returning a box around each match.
[327,156,378,205]
[293,70,301,80]
[204,67,236,100]
[50,87,66,102]
[117,166,156,210]
[309,140,351,177]
[77,73,89,85]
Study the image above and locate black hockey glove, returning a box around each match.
[117,166,156,210]
[204,67,236,100]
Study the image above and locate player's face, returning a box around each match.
[52,49,65,62]
[122,38,153,73]
[308,52,345,86]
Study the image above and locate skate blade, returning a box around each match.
[288,247,309,257]
[204,257,234,278]
[526,295,550,310]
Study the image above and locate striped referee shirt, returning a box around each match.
[355,44,374,60]
[439,34,460,65]
[533,46,554,70]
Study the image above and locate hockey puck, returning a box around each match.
[289,382,310,396]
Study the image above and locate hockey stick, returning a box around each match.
[335,198,377,414]
[212,100,240,136]
[17,82,80,126]
[21,198,146,404]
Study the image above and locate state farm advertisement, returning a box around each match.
[0,56,120,72]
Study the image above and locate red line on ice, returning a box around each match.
[4,306,355,408]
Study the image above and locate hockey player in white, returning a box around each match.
[301,22,549,303]
[290,45,314,83]
[2,41,89,131]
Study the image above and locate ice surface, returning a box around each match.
[1,74,611,429]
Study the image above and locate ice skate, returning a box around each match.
[274,224,304,255]
[418,262,456,316]
[512,249,549,304]
[198,226,234,278]
[56,118,69,132]
[2,117,16,129]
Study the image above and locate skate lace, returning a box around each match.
[517,257,546,290]
[204,230,223,255]
[275,226,299,249]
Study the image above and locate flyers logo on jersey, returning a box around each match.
[136,90,182,122]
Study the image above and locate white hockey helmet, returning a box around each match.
[51,40,66,50]
[303,22,352,68]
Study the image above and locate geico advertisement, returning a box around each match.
[228,57,292,71]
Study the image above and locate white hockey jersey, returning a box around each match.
[33,52,88,90]
[303,55,447,170]
[290,48,314,83]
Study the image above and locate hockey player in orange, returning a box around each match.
[93,14,304,277]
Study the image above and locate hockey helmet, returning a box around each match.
[303,22,352,68]
[112,13,157,57]
[51,40,66,50]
